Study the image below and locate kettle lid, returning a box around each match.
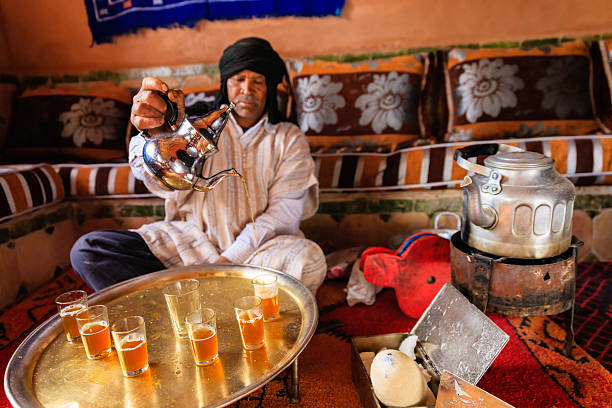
[484,151,553,170]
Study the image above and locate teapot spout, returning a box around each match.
[461,176,497,229]
[193,168,240,192]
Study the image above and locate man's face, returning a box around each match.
[226,69,267,128]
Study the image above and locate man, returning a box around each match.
[70,37,326,293]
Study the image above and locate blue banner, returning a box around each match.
[84,0,345,44]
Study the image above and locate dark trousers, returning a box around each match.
[70,230,166,291]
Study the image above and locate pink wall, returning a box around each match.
[2,0,612,75]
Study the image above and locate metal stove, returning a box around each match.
[450,232,582,355]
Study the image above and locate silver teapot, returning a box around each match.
[141,93,238,192]
[454,143,575,259]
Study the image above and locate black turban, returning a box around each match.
[214,37,290,124]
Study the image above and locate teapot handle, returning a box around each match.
[141,92,179,137]
[453,143,523,176]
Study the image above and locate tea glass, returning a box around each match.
[55,290,88,343]
[75,304,112,360]
[185,308,219,366]
[233,296,265,351]
[252,274,279,321]
[163,279,201,338]
[111,316,149,377]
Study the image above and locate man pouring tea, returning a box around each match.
[70,37,326,294]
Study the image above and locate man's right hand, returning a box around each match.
[130,77,186,134]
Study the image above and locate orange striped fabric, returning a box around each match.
[43,135,612,199]
[0,164,65,222]
[312,135,612,192]
[53,164,151,198]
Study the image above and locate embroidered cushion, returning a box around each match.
[0,164,65,222]
[289,55,430,152]
[54,163,150,198]
[442,41,601,142]
[4,83,133,163]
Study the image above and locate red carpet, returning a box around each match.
[1,264,611,407]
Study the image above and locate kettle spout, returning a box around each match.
[193,168,240,192]
[461,176,497,229]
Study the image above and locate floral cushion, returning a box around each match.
[443,41,601,142]
[289,55,429,152]
[3,83,133,163]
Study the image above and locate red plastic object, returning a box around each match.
[361,234,451,318]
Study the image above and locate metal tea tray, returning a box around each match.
[412,283,509,385]
[4,264,318,408]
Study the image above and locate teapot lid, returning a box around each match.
[485,151,554,170]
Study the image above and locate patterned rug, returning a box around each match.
[1,264,610,408]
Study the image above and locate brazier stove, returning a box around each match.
[450,232,582,355]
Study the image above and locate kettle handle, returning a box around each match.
[454,143,523,176]
[141,92,179,137]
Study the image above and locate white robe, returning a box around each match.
[129,114,326,293]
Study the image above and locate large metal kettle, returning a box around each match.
[141,93,238,192]
[454,143,575,259]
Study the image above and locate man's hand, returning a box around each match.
[130,77,185,134]
[215,256,230,264]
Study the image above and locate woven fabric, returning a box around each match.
[443,41,601,142]
[313,135,612,191]
[289,55,430,150]
[54,163,150,198]
[0,164,65,222]
[551,262,612,371]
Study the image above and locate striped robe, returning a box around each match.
[131,115,326,293]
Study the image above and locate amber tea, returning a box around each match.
[55,290,88,343]
[234,296,265,351]
[262,296,279,320]
[80,321,112,359]
[117,338,148,375]
[186,308,218,366]
[252,274,279,321]
[112,316,149,377]
[60,304,88,342]
[76,305,112,360]
[190,327,218,366]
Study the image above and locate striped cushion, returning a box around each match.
[0,164,65,222]
[54,163,151,198]
[314,135,612,191]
